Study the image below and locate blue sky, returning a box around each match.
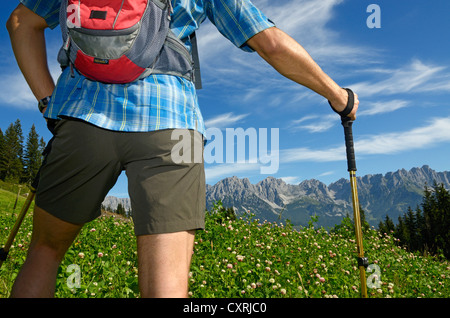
[1,0,450,198]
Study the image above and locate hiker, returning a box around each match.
[6,0,358,298]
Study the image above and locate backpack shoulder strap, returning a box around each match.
[189,32,202,89]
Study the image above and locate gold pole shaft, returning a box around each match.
[349,171,368,298]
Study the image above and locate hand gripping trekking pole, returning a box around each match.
[331,88,368,298]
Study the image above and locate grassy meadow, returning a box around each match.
[0,187,449,298]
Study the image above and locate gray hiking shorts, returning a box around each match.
[36,119,205,235]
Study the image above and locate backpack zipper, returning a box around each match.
[165,33,193,66]
[112,0,126,29]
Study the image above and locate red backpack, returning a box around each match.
[58,0,200,87]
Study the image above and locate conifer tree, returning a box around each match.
[23,124,43,184]
[115,203,126,217]
[404,206,419,251]
[0,119,24,182]
[379,183,450,259]
[422,183,450,258]
[378,214,395,235]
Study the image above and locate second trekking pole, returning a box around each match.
[0,179,37,269]
[0,131,52,269]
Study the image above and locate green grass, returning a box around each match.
[0,191,449,298]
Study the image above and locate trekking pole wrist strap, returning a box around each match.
[329,88,354,118]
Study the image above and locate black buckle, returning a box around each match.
[358,257,369,268]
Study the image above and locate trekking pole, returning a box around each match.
[330,88,368,297]
[0,149,46,269]
[0,122,54,268]
[341,115,369,298]
[0,183,36,269]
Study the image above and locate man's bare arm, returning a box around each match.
[246,27,358,119]
[6,4,55,113]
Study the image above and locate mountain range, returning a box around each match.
[102,165,450,229]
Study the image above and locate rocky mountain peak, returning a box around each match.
[104,165,449,229]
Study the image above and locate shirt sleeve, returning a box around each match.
[205,0,275,52]
[20,0,61,29]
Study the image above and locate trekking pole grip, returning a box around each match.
[341,116,357,172]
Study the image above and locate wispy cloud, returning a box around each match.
[0,42,61,109]
[354,117,450,155]
[281,117,450,163]
[206,113,450,183]
[196,0,374,99]
[204,112,250,129]
[280,176,302,185]
[256,0,375,65]
[0,72,36,108]
[290,100,411,133]
[281,146,345,163]
[357,100,410,116]
[317,171,335,178]
[286,57,450,134]
[290,114,338,133]
[350,59,448,97]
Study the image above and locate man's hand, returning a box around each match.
[7,4,55,108]
[246,27,358,120]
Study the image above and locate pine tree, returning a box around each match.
[385,183,450,259]
[428,183,450,258]
[115,203,126,217]
[378,214,395,235]
[359,207,370,232]
[395,216,406,247]
[422,185,440,255]
[23,124,44,184]
[415,206,425,252]
[404,207,419,251]
[39,137,46,155]
[0,119,24,182]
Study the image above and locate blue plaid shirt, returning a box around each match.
[20,0,274,134]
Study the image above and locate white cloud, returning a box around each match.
[255,0,372,64]
[350,59,447,97]
[281,146,345,163]
[289,100,411,134]
[357,100,410,116]
[204,112,250,129]
[0,72,36,108]
[197,0,373,85]
[203,114,450,183]
[281,117,450,163]
[354,117,450,155]
[0,43,62,109]
[280,176,302,184]
[317,171,335,178]
[290,114,338,133]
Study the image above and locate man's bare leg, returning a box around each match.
[137,230,195,298]
[10,206,83,298]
